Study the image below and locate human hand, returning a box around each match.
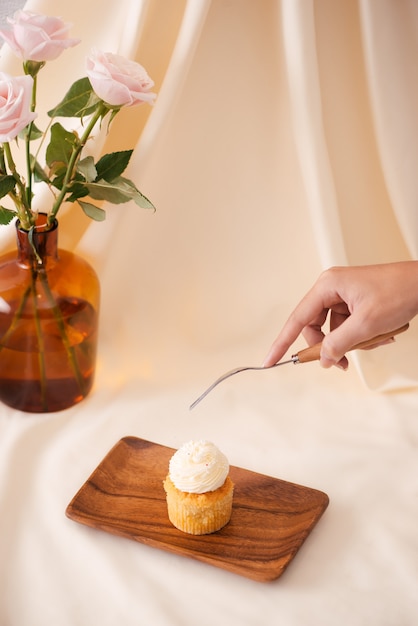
[263,262,418,370]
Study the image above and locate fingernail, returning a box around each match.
[335,363,348,371]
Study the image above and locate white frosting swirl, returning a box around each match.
[169,440,229,493]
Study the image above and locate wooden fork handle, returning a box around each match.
[295,323,409,364]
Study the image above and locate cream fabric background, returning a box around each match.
[0,2,417,625]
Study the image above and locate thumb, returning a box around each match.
[319,317,371,368]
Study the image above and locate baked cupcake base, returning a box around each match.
[163,475,234,535]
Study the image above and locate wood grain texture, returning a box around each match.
[66,437,329,582]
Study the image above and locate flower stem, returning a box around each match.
[48,102,108,226]
[0,284,31,354]
[25,73,38,210]
[30,268,48,410]
[3,142,33,228]
[37,267,86,397]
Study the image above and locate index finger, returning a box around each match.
[263,288,337,366]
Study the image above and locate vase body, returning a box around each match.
[0,214,100,412]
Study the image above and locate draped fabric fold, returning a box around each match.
[280,0,348,269]
[360,0,418,259]
[280,0,418,391]
[0,0,416,391]
[76,0,214,261]
[1,0,417,390]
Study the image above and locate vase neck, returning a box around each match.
[16,213,59,266]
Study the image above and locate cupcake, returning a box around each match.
[163,440,234,535]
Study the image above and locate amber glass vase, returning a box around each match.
[0,214,100,412]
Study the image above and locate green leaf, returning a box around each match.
[29,124,44,140]
[84,179,131,204]
[86,176,156,210]
[0,206,17,225]
[0,175,16,199]
[78,201,106,221]
[28,226,42,264]
[48,77,100,118]
[65,183,89,202]
[30,156,50,184]
[77,156,97,183]
[49,167,67,190]
[134,190,155,210]
[115,177,156,210]
[95,150,133,182]
[18,122,43,141]
[46,123,78,168]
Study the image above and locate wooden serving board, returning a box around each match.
[66,437,329,582]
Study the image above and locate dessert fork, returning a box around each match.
[189,324,409,410]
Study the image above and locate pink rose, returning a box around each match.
[86,49,156,108]
[0,10,80,62]
[0,72,37,142]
